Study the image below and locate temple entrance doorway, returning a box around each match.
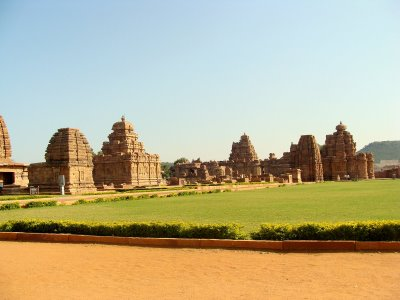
[0,172,15,185]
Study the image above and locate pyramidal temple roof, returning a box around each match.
[45,128,93,164]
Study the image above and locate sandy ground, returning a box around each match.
[0,242,399,300]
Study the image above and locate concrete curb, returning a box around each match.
[1,232,400,251]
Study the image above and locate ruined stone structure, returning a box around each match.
[320,122,374,180]
[171,159,233,184]
[170,134,261,184]
[28,128,96,194]
[262,135,322,182]
[375,166,400,179]
[0,115,28,188]
[93,117,162,188]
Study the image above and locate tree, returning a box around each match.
[161,162,173,179]
[174,157,190,165]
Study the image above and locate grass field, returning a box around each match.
[0,180,399,233]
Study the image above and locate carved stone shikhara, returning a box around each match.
[321,122,374,180]
[93,117,162,188]
[28,128,96,194]
[262,135,323,182]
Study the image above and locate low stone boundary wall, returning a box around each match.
[0,232,399,252]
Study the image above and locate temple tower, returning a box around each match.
[0,115,28,187]
[293,135,324,182]
[229,133,258,162]
[93,116,162,187]
[227,133,260,179]
[0,115,12,161]
[321,122,374,180]
[28,128,96,194]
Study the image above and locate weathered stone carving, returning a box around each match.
[93,116,161,188]
[320,122,374,180]
[291,135,323,182]
[0,115,28,188]
[262,135,322,182]
[28,128,96,194]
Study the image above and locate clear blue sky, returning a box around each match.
[1,0,399,163]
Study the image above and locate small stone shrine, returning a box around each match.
[93,116,162,188]
[28,128,96,194]
[0,115,28,189]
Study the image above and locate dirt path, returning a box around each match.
[0,242,398,299]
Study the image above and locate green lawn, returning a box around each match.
[0,180,399,233]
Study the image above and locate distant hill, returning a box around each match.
[358,141,400,163]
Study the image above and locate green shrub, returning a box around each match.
[72,196,136,206]
[251,221,400,241]
[204,189,222,194]
[72,199,88,205]
[23,201,58,208]
[0,202,21,211]
[0,220,244,240]
[166,193,177,198]
[177,191,198,197]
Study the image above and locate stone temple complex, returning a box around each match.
[93,117,162,188]
[321,122,374,180]
[170,122,374,184]
[0,115,28,188]
[28,128,97,194]
[0,116,375,194]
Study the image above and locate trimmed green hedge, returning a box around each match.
[23,201,58,208]
[0,220,399,241]
[251,221,400,241]
[0,202,21,211]
[0,220,245,240]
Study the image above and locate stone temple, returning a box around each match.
[28,128,96,194]
[262,135,323,182]
[0,115,28,188]
[320,122,374,180]
[225,133,261,179]
[93,116,162,188]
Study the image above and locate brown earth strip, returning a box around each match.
[0,241,399,299]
